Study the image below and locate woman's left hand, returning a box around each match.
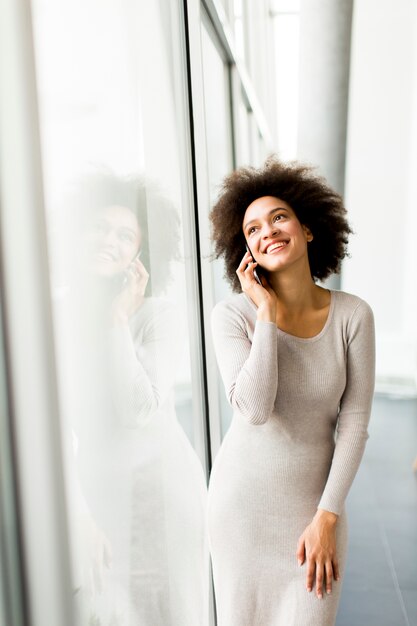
[112,257,149,324]
[296,509,340,598]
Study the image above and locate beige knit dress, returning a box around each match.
[208,289,375,626]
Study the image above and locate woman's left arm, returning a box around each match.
[319,300,376,514]
[297,300,376,597]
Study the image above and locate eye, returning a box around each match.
[247,226,257,235]
[273,213,284,222]
[119,232,135,243]
[92,221,107,234]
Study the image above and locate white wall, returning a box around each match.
[342,0,417,393]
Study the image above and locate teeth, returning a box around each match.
[267,241,287,253]
[97,252,116,261]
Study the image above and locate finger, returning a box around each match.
[127,266,148,292]
[127,266,138,278]
[133,258,149,278]
[241,250,253,264]
[296,536,305,566]
[133,256,144,268]
[315,562,324,599]
[306,559,315,593]
[244,265,262,288]
[333,558,340,582]
[126,266,139,283]
[325,560,334,595]
[236,251,253,274]
[243,261,258,277]
[237,261,259,289]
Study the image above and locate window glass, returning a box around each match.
[200,19,235,438]
[272,7,300,159]
[30,0,209,623]
[236,96,251,166]
[233,0,246,61]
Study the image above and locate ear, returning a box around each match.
[302,224,313,242]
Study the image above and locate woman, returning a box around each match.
[208,158,375,626]
[59,174,208,625]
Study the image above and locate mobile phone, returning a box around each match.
[245,243,262,285]
[128,249,142,271]
[122,249,142,286]
[131,248,142,262]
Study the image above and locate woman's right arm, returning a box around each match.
[211,302,278,425]
[109,300,178,428]
[211,251,279,425]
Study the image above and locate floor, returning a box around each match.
[336,394,417,626]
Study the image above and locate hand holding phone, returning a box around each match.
[239,246,277,320]
[113,255,149,323]
[245,244,262,285]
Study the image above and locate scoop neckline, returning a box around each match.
[244,289,336,343]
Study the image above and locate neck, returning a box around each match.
[267,260,320,313]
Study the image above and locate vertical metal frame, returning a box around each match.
[184,0,224,462]
[0,0,74,624]
[182,2,221,623]
[0,307,26,626]
[163,0,213,477]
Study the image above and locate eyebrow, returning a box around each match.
[118,227,138,236]
[95,217,138,236]
[243,207,289,231]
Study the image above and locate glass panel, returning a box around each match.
[249,113,268,166]
[30,0,209,623]
[233,0,245,60]
[200,19,235,438]
[272,9,300,159]
[236,97,251,166]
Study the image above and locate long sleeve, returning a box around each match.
[211,300,278,425]
[318,300,376,515]
[109,300,178,428]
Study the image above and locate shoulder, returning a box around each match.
[212,292,254,321]
[211,292,256,334]
[332,290,375,340]
[130,296,178,334]
[133,295,174,318]
[333,290,373,318]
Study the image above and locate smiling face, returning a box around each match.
[86,205,141,276]
[242,196,312,274]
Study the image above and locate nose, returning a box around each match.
[262,222,280,238]
[101,229,118,247]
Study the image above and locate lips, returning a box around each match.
[95,250,117,262]
[264,240,290,254]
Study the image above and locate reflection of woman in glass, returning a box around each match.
[208,158,375,626]
[67,174,208,626]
